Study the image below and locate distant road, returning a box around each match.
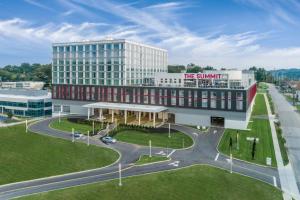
[269,84,300,189]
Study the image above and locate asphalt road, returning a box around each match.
[0,118,280,199]
[269,84,300,189]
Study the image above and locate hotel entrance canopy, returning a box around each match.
[83,102,168,113]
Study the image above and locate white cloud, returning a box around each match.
[1,0,300,68]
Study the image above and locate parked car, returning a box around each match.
[74,132,82,138]
[101,136,117,144]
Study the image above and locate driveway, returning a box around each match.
[0,118,280,199]
[269,84,300,189]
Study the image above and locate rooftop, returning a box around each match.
[0,89,51,100]
[83,102,167,113]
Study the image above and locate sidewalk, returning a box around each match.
[264,93,300,200]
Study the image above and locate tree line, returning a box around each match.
[0,63,51,85]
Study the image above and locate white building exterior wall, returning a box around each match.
[52,39,167,86]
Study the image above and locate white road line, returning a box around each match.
[273,176,277,187]
[214,153,220,161]
[167,150,176,158]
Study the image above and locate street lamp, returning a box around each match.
[149,140,152,157]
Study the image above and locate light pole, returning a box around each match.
[149,140,152,158]
[168,123,171,138]
[25,120,28,133]
[230,153,233,174]
[72,128,74,142]
[237,131,239,150]
[93,120,95,135]
[58,111,61,123]
[87,131,90,146]
[119,163,122,186]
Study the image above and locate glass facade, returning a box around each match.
[52,40,168,86]
[0,100,52,117]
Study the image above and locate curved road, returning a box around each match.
[0,118,280,199]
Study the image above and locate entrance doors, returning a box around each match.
[211,116,224,127]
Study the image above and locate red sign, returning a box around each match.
[184,73,222,79]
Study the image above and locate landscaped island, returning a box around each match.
[0,124,119,185]
[218,93,277,167]
[110,125,193,149]
[19,165,282,200]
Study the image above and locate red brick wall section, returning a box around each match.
[247,83,257,106]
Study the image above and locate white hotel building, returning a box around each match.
[52,39,256,130]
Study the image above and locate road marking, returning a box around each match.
[156,151,166,156]
[273,176,277,187]
[214,153,220,161]
[167,150,176,158]
[168,161,180,167]
[192,132,198,136]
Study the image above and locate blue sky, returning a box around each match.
[0,0,300,69]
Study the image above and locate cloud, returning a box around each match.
[235,0,298,25]
[24,0,55,12]
[1,0,300,68]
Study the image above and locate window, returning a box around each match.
[143,89,148,104]
[210,91,217,108]
[202,91,208,108]
[236,92,243,110]
[221,92,225,109]
[150,89,155,104]
[171,90,176,106]
[179,90,184,106]
[193,90,198,107]
[228,92,232,110]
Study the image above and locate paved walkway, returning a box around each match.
[265,90,300,200]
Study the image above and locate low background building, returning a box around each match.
[0,81,45,90]
[0,89,52,117]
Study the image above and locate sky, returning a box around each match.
[0,0,300,69]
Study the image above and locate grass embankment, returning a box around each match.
[135,155,169,165]
[112,125,193,149]
[258,82,268,93]
[219,94,277,167]
[267,93,275,115]
[50,118,105,134]
[275,122,289,165]
[20,165,282,200]
[0,124,119,185]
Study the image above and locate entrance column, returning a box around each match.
[87,108,90,120]
[153,112,156,127]
[111,109,114,123]
[162,112,165,122]
[149,113,151,121]
[99,108,103,121]
[125,110,127,124]
[138,111,141,125]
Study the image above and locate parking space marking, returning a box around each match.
[214,153,220,161]
[156,151,167,156]
[273,176,277,187]
[168,161,180,167]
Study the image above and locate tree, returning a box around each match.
[251,138,256,160]
[229,136,233,151]
[7,112,13,119]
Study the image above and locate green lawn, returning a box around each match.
[258,82,269,93]
[252,94,268,116]
[0,124,119,185]
[20,165,282,200]
[218,94,277,167]
[50,118,104,134]
[275,123,289,165]
[135,155,169,165]
[114,130,193,149]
